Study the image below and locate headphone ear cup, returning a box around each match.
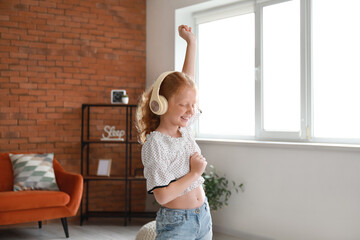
[157,95,168,115]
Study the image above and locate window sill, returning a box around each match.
[195,138,360,152]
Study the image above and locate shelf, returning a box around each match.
[82,103,137,107]
[80,103,154,226]
[82,140,139,144]
[128,176,146,181]
[82,140,126,144]
[84,176,126,180]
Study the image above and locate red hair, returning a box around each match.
[136,72,196,143]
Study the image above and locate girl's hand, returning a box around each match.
[178,25,196,44]
[189,152,207,176]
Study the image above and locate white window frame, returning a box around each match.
[181,0,360,145]
[255,0,310,142]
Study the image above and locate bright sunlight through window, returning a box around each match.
[313,0,360,139]
[262,0,300,132]
[198,14,255,138]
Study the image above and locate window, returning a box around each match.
[312,0,360,141]
[191,0,360,144]
[197,13,255,138]
[262,0,300,132]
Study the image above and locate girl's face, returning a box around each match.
[163,86,197,129]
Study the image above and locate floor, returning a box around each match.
[0,218,242,240]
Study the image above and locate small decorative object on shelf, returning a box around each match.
[101,125,125,141]
[97,159,112,176]
[122,94,129,104]
[111,89,126,104]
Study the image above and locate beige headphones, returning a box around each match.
[149,71,176,115]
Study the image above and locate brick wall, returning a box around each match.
[0,0,146,212]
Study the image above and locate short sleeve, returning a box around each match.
[141,137,176,194]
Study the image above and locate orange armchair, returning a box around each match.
[0,153,83,238]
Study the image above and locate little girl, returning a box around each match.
[136,25,212,240]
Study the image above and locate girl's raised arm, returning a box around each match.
[178,25,196,80]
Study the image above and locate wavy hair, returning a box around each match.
[136,72,196,144]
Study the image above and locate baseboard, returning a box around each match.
[213,224,274,240]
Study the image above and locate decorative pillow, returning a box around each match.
[9,153,60,191]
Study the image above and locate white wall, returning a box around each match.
[146,1,360,239]
[199,141,360,240]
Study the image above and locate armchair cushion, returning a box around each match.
[0,190,70,211]
[9,153,59,191]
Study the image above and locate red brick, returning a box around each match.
[39,60,55,66]
[29,89,46,95]
[0,63,8,69]
[10,77,28,83]
[27,66,45,72]
[37,24,54,31]
[21,35,39,41]
[0,27,9,34]
[0,119,18,125]
[47,113,63,119]
[64,79,80,85]
[0,21,18,28]
[63,67,79,73]
[18,144,37,150]
[46,67,62,73]
[1,33,20,40]
[28,137,47,143]
[63,32,79,39]
[38,37,56,43]
[21,0,39,6]
[11,40,30,47]
[37,119,55,125]
[0,15,9,21]
[10,88,28,95]
[39,1,57,8]
[10,65,27,71]
[48,8,64,15]
[28,102,46,108]
[64,21,81,28]
[47,101,64,107]
[18,22,36,30]
[10,138,28,144]
[38,107,55,113]
[47,19,64,26]
[29,6,48,13]
[19,60,36,66]
[28,30,45,36]
[9,15,29,23]
[56,38,72,44]
[0,45,19,52]
[55,61,72,67]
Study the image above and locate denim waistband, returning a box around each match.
[159,197,209,216]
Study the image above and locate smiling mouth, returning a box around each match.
[181,116,190,121]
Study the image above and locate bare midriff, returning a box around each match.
[161,185,205,209]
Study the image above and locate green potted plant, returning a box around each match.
[202,165,244,211]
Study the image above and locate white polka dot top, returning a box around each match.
[141,110,204,196]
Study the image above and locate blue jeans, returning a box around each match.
[155,198,213,240]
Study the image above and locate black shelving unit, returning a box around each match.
[80,103,156,226]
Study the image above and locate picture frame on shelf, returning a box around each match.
[97,159,112,176]
[111,89,126,104]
